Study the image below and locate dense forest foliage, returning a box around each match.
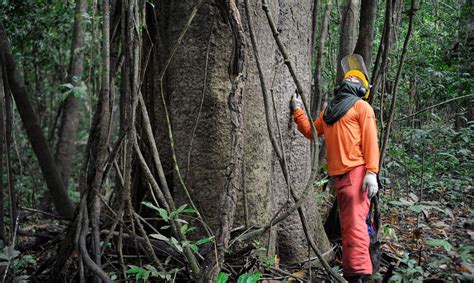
[0,0,472,282]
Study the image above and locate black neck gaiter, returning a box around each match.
[323,81,362,125]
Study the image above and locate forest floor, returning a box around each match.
[2,184,473,282]
[373,186,474,282]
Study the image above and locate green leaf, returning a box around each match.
[427,239,452,252]
[459,245,474,254]
[141,201,171,221]
[389,198,414,206]
[176,204,188,214]
[60,83,74,90]
[180,224,189,234]
[4,246,19,259]
[175,218,188,224]
[150,233,169,242]
[315,177,329,187]
[409,205,423,213]
[237,272,262,283]
[216,272,230,283]
[144,264,157,273]
[142,270,151,281]
[170,237,183,253]
[158,208,169,222]
[195,236,213,245]
[183,208,197,214]
[186,226,197,234]
[141,201,160,211]
[126,265,147,281]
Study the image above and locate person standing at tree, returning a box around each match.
[291,54,379,282]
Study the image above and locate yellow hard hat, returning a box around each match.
[343,70,370,99]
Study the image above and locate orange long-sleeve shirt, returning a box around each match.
[293,100,379,176]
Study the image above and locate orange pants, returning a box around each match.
[335,165,372,276]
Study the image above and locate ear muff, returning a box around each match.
[343,70,370,99]
[356,85,367,98]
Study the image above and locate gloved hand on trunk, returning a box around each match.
[291,92,303,112]
[362,171,378,198]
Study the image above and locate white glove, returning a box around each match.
[291,93,303,112]
[362,172,378,198]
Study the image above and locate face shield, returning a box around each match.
[341,54,371,99]
[341,54,369,80]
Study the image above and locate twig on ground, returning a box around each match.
[19,207,65,219]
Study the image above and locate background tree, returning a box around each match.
[54,0,88,190]
[354,0,377,70]
[0,22,74,218]
[336,0,361,83]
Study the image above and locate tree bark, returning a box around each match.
[55,0,88,189]
[0,21,74,218]
[354,0,377,71]
[336,0,361,83]
[147,0,330,270]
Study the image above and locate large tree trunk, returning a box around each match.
[336,0,361,83]
[55,0,88,189]
[0,22,74,218]
[146,0,330,266]
[269,0,330,263]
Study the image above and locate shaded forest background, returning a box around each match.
[0,0,472,282]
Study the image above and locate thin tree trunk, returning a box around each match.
[408,78,416,128]
[368,0,392,105]
[311,0,320,56]
[90,0,111,274]
[0,21,74,218]
[74,0,112,280]
[55,0,88,189]
[379,0,417,169]
[336,0,361,83]
[354,0,377,71]
[0,59,5,243]
[312,0,333,118]
[5,68,16,240]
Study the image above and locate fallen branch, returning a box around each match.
[265,266,305,282]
